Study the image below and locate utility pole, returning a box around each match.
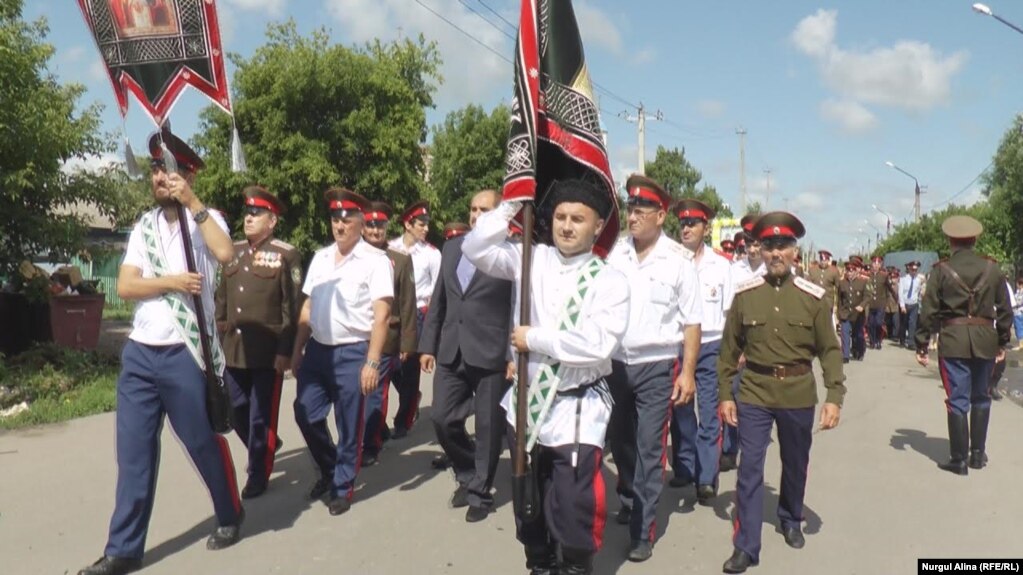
[763,167,772,209]
[914,184,926,222]
[620,103,662,175]
[736,126,747,213]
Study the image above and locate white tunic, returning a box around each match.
[303,240,393,345]
[388,237,441,308]
[732,256,766,284]
[122,208,228,346]
[606,233,701,364]
[691,246,734,344]
[461,202,629,448]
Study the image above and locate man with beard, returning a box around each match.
[865,256,888,350]
[669,199,734,506]
[215,186,301,499]
[360,201,418,467]
[388,201,442,438]
[605,175,701,562]
[79,131,241,575]
[420,189,514,523]
[462,180,629,575]
[292,189,392,516]
[718,212,845,573]
[838,256,869,362]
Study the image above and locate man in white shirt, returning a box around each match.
[291,189,392,517]
[670,199,735,504]
[605,175,701,562]
[462,180,629,575]
[79,132,241,575]
[899,261,923,348]
[388,201,442,438]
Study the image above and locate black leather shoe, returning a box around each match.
[782,526,805,549]
[968,450,988,470]
[696,484,717,505]
[450,484,470,508]
[328,497,352,516]
[842,358,849,364]
[362,452,379,467]
[939,413,969,476]
[308,476,332,500]
[668,476,692,488]
[722,548,755,574]
[275,437,284,453]
[206,507,244,550]
[465,505,491,523]
[78,556,142,575]
[391,427,409,439]
[627,540,653,562]
[719,453,737,472]
[241,479,267,499]
[431,453,451,470]
[614,505,631,525]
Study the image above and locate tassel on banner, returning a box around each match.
[124,138,141,178]
[231,122,247,173]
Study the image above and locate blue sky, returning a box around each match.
[35,0,1023,256]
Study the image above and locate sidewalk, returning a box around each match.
[2,342,1022,574]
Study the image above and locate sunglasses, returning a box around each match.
[244,206,271,217]
[678,218,705,228]
[760,237,796,251]
[365,220,388,229]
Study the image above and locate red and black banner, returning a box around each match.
[77,0,232,125]
[504,0,619,257]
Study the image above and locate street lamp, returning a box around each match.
[871,204,892,235]
[863,219,882,245]
[884,161,923,222]
[973,3,1023,36]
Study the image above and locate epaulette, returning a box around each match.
[271,238,296,251]
[667,242,694,260]
[735,276,765,294]
[794,276,826,299]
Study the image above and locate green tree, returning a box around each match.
[0,0,115,275]
[644,145,702,199]
[192,22,441,256]
[744,200,762,216]
[426,104,510,228]
[982,114,1023,266]
[875,203,1008,262]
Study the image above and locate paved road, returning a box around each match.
[2,342,1022,575]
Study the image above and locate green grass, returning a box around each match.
[0,344,119,430]
[102,305,134,321]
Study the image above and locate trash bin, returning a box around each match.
[49,294,106,350]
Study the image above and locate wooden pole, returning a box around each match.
[513,202,534,477]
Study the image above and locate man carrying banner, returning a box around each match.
[605,175,701,561]
[216,186,301,499]
[79,133,242,575]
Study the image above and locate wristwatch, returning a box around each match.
[365,358,381,370]
[193,207,210,224]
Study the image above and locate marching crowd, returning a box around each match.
[76,130,1013,575]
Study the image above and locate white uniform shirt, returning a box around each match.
[303,240,393,345]
[122,208,228,346]
[899,273,922,307]
[732,256,766,285]
[462,202,629,448]
[606,233,701,364]
[388,237,441,308]
[690,247,734,343]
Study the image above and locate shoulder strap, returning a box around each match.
[942,259,996,317]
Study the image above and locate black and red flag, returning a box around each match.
[504,0,619,257]
[76,0,244,171]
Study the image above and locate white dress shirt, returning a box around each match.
[606,233,701,363]
[731,256,766,285]
[303,240,393,345]
[899,273,921,307]
[692,246,734,343]
[122,208,228,346]
[389,237,441,308]
[462,202,629,448]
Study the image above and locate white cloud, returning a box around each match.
[820,99,878,134]
[792,9,968,130]
[631,48,656,65]
[61,153,121,175]
[575,0,623,55]
[222,0,286,16]
[695,99,726,119]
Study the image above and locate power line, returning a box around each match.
[477,0,517,31]
[412,0,512,64]
[456,0,515,40]
[930,162,993,208]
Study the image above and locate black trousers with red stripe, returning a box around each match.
[227,367,284,485]
[510,432,607,555]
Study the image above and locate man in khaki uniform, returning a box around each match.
[216,186,302,498]
[837,256,869,362]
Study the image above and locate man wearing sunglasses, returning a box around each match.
[718,212,845,573]
[215,186,302,500]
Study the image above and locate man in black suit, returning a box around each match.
[420,189,514,523]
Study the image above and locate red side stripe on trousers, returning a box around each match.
[938,358,953,413]
[215,435,242,513]
[591,448,606,550]
[262,371,284,481]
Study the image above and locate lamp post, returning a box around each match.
[863,219,882,246]
[973,3,1023,36]
[884,161,923,222]
[871,204,892,235]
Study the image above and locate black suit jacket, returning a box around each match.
[419,236,513,371]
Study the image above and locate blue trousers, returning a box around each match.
[721,371,741,456]
[362,354,397,457]
[294,339,367,500]
[226,367,283,484]
[392,309,425,431]
[939,357,994,414]
[1014,315,1023,341]
[866,309,885,347]
[904,304,919,347]
[105,342,241,559]
[670,339,722,487]
[733,402,814,563]
[840,317,865,359]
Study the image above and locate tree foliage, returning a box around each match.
[644,145,732,217]
[426,104,510,228]
[982,114,1023,266]
[192,22,441,256]
[0,0,116,275]
[875,202,1009,263]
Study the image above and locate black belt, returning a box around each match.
[745,361,812,378]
